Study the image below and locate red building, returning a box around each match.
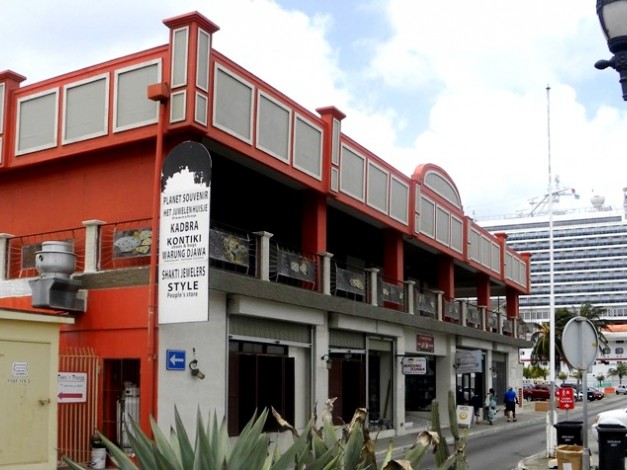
[0,11,530,467]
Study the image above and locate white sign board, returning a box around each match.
[401,356,427,375]
[159,141,212,324]
[58,372,87,403]
[455,350,482,374]
[456,405,473,428]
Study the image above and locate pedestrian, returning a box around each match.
[484,388,497,425]
[503,386,519,422]
[470,390,482,423]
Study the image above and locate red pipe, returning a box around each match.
[147,82,170,429]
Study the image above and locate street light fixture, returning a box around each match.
[595,0,627,100]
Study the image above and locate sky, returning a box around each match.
[2,0,626,220]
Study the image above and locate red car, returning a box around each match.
[523,384,551,401]
[588,388,604,401]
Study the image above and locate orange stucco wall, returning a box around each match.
[0,147,155,234]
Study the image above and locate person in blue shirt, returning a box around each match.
[503,386,519,422]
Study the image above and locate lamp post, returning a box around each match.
[595,0,627,100]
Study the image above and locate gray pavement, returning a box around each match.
[373,394,627,470]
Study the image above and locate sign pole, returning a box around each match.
[561,316,599,470]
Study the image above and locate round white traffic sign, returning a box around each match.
[561,316,599,370]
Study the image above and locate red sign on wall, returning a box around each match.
[416,334,434,352]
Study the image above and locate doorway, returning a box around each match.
[228,341,295,435]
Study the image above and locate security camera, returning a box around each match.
[189,359,205,380]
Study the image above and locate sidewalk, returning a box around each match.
[373,395,625,470]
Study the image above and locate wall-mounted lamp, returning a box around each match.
[189,348,206,379]
[453,360,461,370]
[321,354,332,370]
[489,367,497,378]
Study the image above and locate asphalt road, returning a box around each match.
[375,393,627,469]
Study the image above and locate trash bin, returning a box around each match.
[556,444,583,470]
[597,423,627,470]
[554,420,583,445]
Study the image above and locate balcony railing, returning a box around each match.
[0,221,526,338]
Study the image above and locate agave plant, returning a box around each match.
[63,396,463,469]
[429,391,469,470]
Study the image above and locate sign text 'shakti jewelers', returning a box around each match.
[158,141,212,324]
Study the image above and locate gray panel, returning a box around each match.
[390,178,408,224]
[329,329,365,349]
[195,93,207,125]
[171,91,185,123]
[258,94,289,161]
[340,147,365,200]
[0,83,4,133]
[491,243,499,272]
[332,119,340,164]
[481,236,491,268]
[506,253,513,279]
[436,207,450,245]
[293,117,322,178]
[469,229,480,261]
[18,91,57,153]
[420,197,435,237]
[229,315,310,343]
[65,78,107,141]
[197,29,210,91]
[369,338,393,352]
[425,170,461,208]
[214,68,252,141]
[451,217,463,252]
[116,63,159,129]
[367,163,388,213]
[172,28,188,88]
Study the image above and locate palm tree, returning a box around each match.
[530,302,609,369]
[573,302,609,352]
[608,362,627,385]
[530,323,554,365]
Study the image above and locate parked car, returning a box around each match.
[591,407,627,441]
[589,387,604,400]
[524,384,551,401]
[617,384,627,395]
[559,383,583,401]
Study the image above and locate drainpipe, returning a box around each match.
[147,82,170,424]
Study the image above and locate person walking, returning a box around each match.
[470,390,483,423]
[484,388,497,425]
[503,386,519,422]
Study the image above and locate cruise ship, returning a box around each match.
[481,188,627,325]
[479,188,627,381]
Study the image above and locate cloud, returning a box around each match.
[3,0,627,219]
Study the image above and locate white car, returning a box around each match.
[617,384,627,395]
[591,407,627,441]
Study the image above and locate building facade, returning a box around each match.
[0,11,530,466]
[480,190,627,383]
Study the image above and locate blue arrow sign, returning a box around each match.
[166,349,186,371]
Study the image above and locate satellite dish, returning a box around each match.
[591,194,605,208]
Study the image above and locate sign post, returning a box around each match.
[561,316,599,470]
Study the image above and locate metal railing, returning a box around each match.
[1,221,526,338]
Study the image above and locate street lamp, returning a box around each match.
[595,0,627,100]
